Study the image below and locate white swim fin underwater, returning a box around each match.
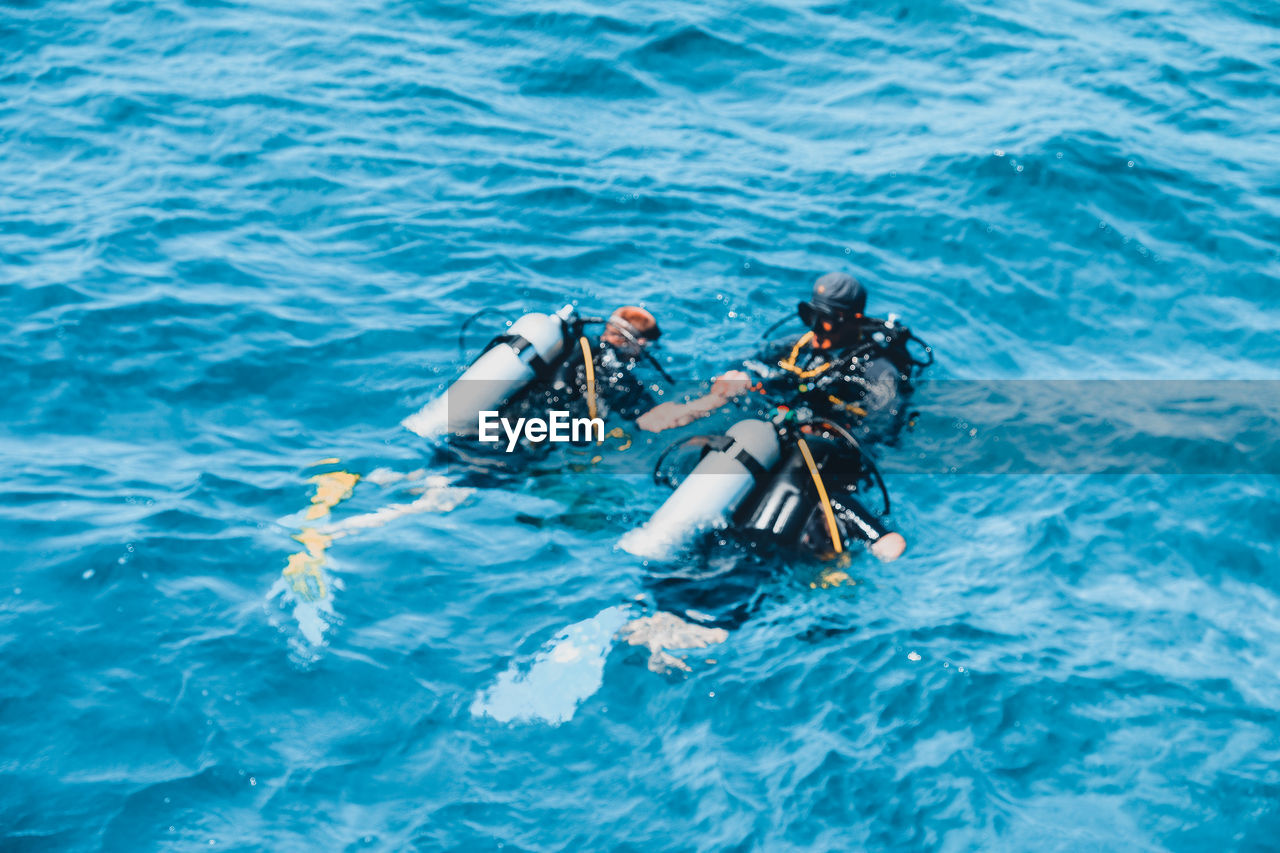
[471,605,630,725]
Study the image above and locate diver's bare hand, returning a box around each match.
[870,532,906,562]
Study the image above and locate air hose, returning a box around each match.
[796,437,843,554]
[578,336,597,420]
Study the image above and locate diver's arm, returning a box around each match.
[635,371,752,433]
[832,492,906,562]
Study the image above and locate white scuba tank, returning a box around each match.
[402,305,577,439]
[619,419,781,561]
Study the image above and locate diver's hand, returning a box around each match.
[870,532,906,562]
[710,370,751,400]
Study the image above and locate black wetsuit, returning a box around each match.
[435,338,658,484]
[745,319,918,442]
[543,340,659,424]
[735,317,922,553]
[470,338,659,469]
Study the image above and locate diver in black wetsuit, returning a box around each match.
[745,272,920,443]
[542,305,664,424]
[506,304,737,444]
[434,304,671,478]
[637,272,930,561]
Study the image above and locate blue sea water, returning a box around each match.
[3,0,1280,849]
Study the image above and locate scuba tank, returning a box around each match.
[619,419,781,562]
[402,304,578,439]
[641,406,899,559]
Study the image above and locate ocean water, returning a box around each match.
[3,0,1280,849]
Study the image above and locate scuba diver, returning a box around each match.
[402,303,704,442]
[626,272,932,565]
[531,305,666,426]
[293,301,683,550]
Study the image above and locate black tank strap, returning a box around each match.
[703,435,768,481]
[733,446,767,481]
[485,333,557,380]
